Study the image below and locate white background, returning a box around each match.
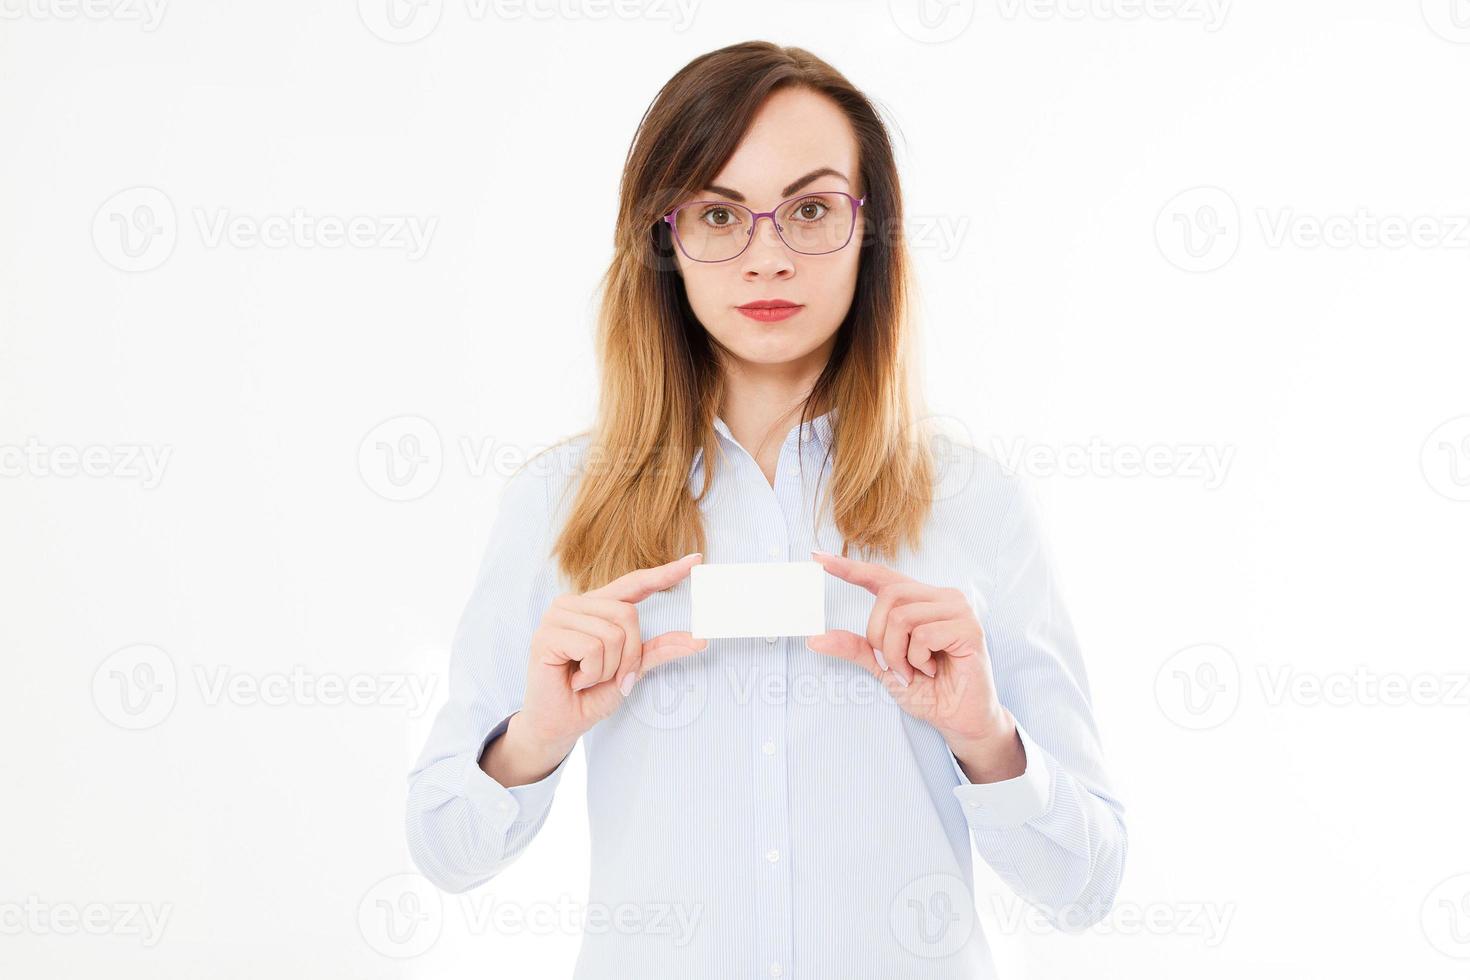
[3,1,1468,977]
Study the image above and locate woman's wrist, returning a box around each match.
[479,712,578,788]
[944,708,1027,784]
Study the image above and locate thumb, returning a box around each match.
[805,628,885,679]
[620,631,709,695]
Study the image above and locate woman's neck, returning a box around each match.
[716,354,832,480]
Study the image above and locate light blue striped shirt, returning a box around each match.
[406,409,1127,978]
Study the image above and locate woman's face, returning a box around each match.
[671,87,864,372]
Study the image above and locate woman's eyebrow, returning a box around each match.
[703,167,850,203]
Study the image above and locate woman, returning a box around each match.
[407,40,1126,979]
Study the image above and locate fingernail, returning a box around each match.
[681,552,702,561]
[873,647,889,671]
[895,672,910,688]
[619,673,638,696]
[811,549,832,557]
[918,662,936,678]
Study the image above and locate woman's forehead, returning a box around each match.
[709,91,859,198]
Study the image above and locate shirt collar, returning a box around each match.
[691,408,836,478]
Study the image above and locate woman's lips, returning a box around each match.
[737,304,803,323]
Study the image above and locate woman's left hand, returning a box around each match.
[805,549,1020,760]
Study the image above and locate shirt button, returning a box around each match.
[762,739,776,755]
[496,801,510,811]
[769,963,784,977]
[765,848,780,863]
[765,635,777,644]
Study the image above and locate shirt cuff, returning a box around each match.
[949,721,1054,829]
[459,712,573,831]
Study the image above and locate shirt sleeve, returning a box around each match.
[404,463,573,894]
[949,471,1129,931]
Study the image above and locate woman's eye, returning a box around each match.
[701,206,741,228]
[792,200,830,222]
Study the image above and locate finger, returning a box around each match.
[885,600,967,679]
[810,549,911,595]
[878,664,908,700]
[556,594,642,692]
[540,626,603,692]
[571,646,605,691]
[804,628,893,683]
[587,552,703,604]
[555,622,605,693]
[639,631,710,674]
[908,618,978,679]
[868,584,947,684]
[878,664,922,708]
[546,605,626,675]
[905,618,954,679]
[555,608,626,687]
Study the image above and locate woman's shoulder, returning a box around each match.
[500,430,595,529]
[926,434,1030,519]
[911,435,1054,592]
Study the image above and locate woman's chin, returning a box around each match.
[728,343,812,368]
[721,327,826,364]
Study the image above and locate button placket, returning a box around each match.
[753,469,794,980]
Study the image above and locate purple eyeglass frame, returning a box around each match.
[662,190,867,262]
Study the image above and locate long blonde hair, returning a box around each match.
[544,40,935,594]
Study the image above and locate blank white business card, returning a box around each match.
[690,561,826,639]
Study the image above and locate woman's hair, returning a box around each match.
[543,40,936,594]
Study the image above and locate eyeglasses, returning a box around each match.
[662,190,866,263]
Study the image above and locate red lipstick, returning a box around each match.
[736,299,803,323]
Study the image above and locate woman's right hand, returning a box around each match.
[509,552,709,759]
